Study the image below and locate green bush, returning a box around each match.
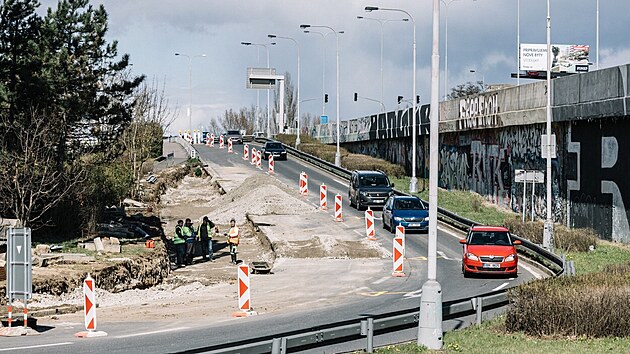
[341,154,406,177]
[506,272,630,338]
[504,216,598,252]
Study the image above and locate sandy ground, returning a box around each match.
[35,147,389,326]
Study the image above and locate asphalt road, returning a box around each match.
[0,142,543,353]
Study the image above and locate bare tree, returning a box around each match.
[0,112,82,228]
[447,81,486,100]
[273,72,297,133]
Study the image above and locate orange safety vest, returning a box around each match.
[227,226,240,245]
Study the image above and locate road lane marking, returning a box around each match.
[403,289,423,299]
[372,276,390,285]
[492,282,510,291]
[0,342,73,352]
[359,291,408,297]
[115,326,190,339]
[333,179,347,186]
[353,230,363,237]
[518,261,544,279]
[437,251,451,260]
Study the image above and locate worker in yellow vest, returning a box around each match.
[172,220,186,267]
[226,218,240,264]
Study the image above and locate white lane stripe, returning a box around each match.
[115,326,190,339]
[492,282,510,291]
[333,179,347,187]
[437,251,450,260]
[372,276,390,285]
[518,261,544,279]
[0,342,73,352]
[352,229,363,237]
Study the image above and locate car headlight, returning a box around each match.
[393,216,404,222]
[424,216,430,221]
[359,191,368,196]
[466,253,479,261]
[505,254,516,262]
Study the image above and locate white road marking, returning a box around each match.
[353,229,364,237]
[403,289,423,299]
[0,342,73,352]
[492,282,510,291]
[333,179,347,187]
[372,276,390,285]
[518,261,544,279]
[437,251,450,260]
[438,225,465,240]
[115,326,190,339]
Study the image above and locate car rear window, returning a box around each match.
[469,232,512,246]
[359,175,390,187]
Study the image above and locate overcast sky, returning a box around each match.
[40,0,630,133]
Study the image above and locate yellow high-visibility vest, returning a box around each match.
[227,226,240,245]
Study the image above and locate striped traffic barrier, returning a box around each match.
[219,135,225,149]
[243,144,249,160]
[210,133,215,147]
[392,226,406,277]
[319,183,327,211]
[299,172,308,196]
[251,147,256,165]
[268,154,274,174]
[75,274,108,337]
[334,194,343,222]
[227,138,233,153]
[206,133,212,146]
[365,208,376,240]
[256,150,262,170]
[232,264,257,317]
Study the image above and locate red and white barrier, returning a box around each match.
[365,208,376,240]
[299,172,308,196]
[205,133,212,146]
[334,194,343,222]
[268,154,275,174]
[251,147,256,165]
[232,264,257,317]
[319,184,328,211]
[219,135,225,149]
[210,133,215,147]
[227,138,233,153]
[256,150,262,170]
[243,144,249,160]
[75,274,108,337]
[392,226,406,277]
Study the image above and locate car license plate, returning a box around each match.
[374,200,384,203]
[482,263,500,269]
[408,223,421,227]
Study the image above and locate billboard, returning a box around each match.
[520,44,590,73]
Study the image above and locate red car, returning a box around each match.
[460,226,521,277]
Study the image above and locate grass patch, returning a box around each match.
[569,243,630,274]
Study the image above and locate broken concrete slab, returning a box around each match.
[94,237,105,252]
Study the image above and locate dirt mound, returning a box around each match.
[202,174,317,225]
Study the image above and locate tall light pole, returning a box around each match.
[303,30,327,117]
[241,42,276,138]
[596,0,599,70]
[174,52,206,133]
[301,24,342,167]
[440,0,460,100]
[365,6,418,193]
[356,16,409,112]
[268,34,301,147]
[418,0,443,349]
[517,0,521,86]
[543,0,554,251]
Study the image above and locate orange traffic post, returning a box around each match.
[75,274,108,338]
[243,144,249,160]
[334,194,343,222]
[392,226,406,277]
[365,208,376,240]
[268,154,275,174]
[319,184,327,211]
[232,264,257,317]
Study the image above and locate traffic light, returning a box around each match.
[417,95,420,104]
[354,92,358,102]
[397,95,403,104]
[324,94,328,103]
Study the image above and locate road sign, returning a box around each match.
[541,134,557,159]
[6,227,32,299]
[320,115,328,124]
[515,169,544,183]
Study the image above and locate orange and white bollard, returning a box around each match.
[75,274,108,337]
[365,208,376,240]
[319,183,328,211]
[209,133,215,147]
[392,226,406,277]
[7,305,11,327]
[206,133,212,146]
[219,135,225,149]
[243,144,249,160]
[251,147,256,165]
[299,172,308,196]
[227,138,233,153]
[268,154,275,174]
[334,194,343,222]
[256,150,262,170]
[232,264,257,317]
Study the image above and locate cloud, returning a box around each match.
[600,48,630,69]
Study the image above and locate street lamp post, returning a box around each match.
[517,0,520,86]
[365,6,418,193]
[356,16,409,112]
[543,0,554,251]
[268,34,301,147]
[303,30,327,117]
[241,42,276,138]
[175,52,206,134]
[440,0,460,100]
[596,0,599,70]
[300,24,342,167]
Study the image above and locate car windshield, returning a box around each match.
[468,231,512,246]
[227,130,240,135]
[359,175,389,187]
[266,143,282,149]
[394,198,425,210]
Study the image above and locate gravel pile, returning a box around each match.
[160,176,220,206]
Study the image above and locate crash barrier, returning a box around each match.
[365,208,376,240]
[219,135,225,149]
[233,264,257,317]
[320,184,328,211]
[392,226,405,277]
[256,150,262,170]
[334,194,343,222]
[187,289,510,353]
[268,154,275,174]
[243,144,249,160]
[75,274,107,338]
[299,172,308,196]
[227,138,233,153]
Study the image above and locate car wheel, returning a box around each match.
[462,265,470,278]
[382,216,388,230]
[349,194,355,208]
[389,218,395,234]
[356,197,363,211]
